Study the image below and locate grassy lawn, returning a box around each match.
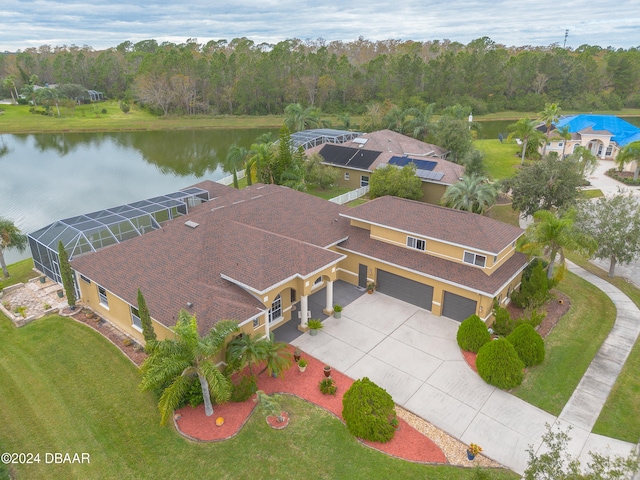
[511,271,616,415]
[0,313,516,479]
[306,185,352,200]
[565,254,640,442]
[0,258,38,290]
[474,109,640,121]
[579,189,604,199]
[484,204,520,227]
[474,139,522,181]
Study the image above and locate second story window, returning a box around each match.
[464,251,486,268]
[406,236,426,251]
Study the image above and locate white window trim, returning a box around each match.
[360,175,369,187]
[344,172,350,180]
[268,294,282,324]
[406,236,426,251]
[130,306,142,331]
[463,251,486,268]
[97,285,109,308]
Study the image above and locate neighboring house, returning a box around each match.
[35,181,528,348]
[306,130,464,205]
[541,115,640,169]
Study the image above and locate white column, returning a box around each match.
[264,311,270,337]
[325,280,334,313]
[300,295,308,327]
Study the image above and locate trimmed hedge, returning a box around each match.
[456,314,491,353]
[342,377,396,443]
[476,338,524,389]
[507,324,545,367]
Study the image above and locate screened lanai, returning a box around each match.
[289,129,362,150]
[29,187,210,284]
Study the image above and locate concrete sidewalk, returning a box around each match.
[292,271,639,474]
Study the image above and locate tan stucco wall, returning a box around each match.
[333,167,371,190]
[421,182,447,205]
[77,277,174,344]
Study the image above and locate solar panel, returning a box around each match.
[319,144,381,169]
[416,170,445,181]
[388,156,437,171]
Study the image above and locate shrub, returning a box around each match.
[122,338,133,347]
[342,377,396,443]
[456,314,491,353]
[101,108,107,114]
[476,338,524,389]
[491,305,516,336]
[229,375,257,403]
[507,324,545,367]
[181,377,204,408]
[512,261,550,309]
[521,308,546,329]
[319,378,337,395]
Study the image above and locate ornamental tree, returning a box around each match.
[57,241,76,308]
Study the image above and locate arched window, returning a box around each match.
[269,294,282,323]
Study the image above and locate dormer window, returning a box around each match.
[464,251,486,268]
[406,236,426,251]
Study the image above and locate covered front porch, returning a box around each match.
[273,280,365,342]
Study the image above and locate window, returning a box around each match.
[97,285,109,307]
[80,274,91,284]
[406,236,426,251]
[605,144,614,156]
[344,172,350,181]
[268,294,282,323]
[463,251,486,268]
[130,306,142,330]
[253,317,260,329]
[558,142,564,147]
[314,276,323,286]
[360,175,369,187]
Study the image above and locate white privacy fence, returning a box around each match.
[329,186,370,204]
[217,170,246,185]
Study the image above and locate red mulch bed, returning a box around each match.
[175,346,446,464]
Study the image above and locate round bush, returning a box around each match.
[507,323,545,367]
[476,338,524,389]
[342,377,396,443]
[456,314,491,353]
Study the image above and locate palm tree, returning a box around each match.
[140,310,239,424]
[553,125,572,158]
[615,141,640,181]
[259,335,292,378]
[245,141,274,185]
[382,106,408,134]
[518,209,596,280]
[0,217,28,278]
[225,144,249,188]
[406,103,436,142]
[225,333,267,376]
[507,118,543,165]
[539,103,561,155]
[441,174,498,214]
[283,103,325,132]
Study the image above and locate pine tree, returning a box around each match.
[137,288,157,346]
[57,241,76,308]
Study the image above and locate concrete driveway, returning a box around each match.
[291,291,636,475]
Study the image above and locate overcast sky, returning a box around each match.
[2,0,640,52]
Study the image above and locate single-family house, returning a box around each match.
[306,130,464,205]
[541,114,640,170]
[44,180,527,348]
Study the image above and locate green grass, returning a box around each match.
[474,139,522,181]
[484,204,520,227]
[306,185,352,200]
[474,109,640,121]
[511,271,616,415]
[579,189,604,199]
[0,313,516,479]
[566,253,640,442]
[0,258,38,290]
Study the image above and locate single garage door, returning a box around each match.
[376,269,433,311]
[442,292,477,322]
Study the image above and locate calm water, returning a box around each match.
[0,128,275,264]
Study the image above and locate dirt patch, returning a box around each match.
[506,290,571,338]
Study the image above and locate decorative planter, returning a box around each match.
[309,329,318,336]
[323,365,331,378]
[215,417,224,427]
[466,450,475,460]
[334,311,342,319]
[367,290,373,294]
[298,365,306,373]
[39,276,46,283]
[293,350,301,362]
[266,412,290,429]
[56,290,64,298]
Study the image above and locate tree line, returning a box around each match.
[1,36,639,117]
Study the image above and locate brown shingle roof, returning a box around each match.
[339,227,528,296]
[342,196,524,254]
[71,184,350,334]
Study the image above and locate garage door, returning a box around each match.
[376,269,433,311]
[442,292,477,322]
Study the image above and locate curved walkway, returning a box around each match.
[292,268,640,475]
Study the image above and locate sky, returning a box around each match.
[2,0,640,52]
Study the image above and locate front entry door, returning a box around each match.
[358,264,368,288]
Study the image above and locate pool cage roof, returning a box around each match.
[29,187,210,283]
[289,129,362,150]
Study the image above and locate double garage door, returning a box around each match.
[376,270,433,311]
[376,269,477,322]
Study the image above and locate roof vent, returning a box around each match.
[184,220,199,229]
[186,302,193,308]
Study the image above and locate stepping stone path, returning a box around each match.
[1,276,70,326]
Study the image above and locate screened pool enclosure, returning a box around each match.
[29,187,210,284]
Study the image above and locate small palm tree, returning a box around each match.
[441,175,498,214]
[507,118,543,165]
[615,141,640,181]
[245,142,274,185]
[539,103,561,155]
[552,125,572,158]
[406,103,436,142]
[225,144,249,188]
[518,209,596,279]
[0,217,28,278]
[225,333,268,376]
[283,103,325,132]
[140,310,239,424]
